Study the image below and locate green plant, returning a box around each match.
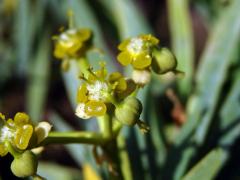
[0,0,240,179]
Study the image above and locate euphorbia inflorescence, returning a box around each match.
[75,63,130,119]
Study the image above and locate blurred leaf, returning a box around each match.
[182,148,227,180]
[38,162,82,180]
[117,135,133,180]
[13,0,31,74]
[100,0,151,39]
[164,0,240,179]
[167,0,194,96]
[219,70,240,130]
[0,44,14,87]
[14,0,46,75]
[218,70,240,147]
[193,0,240,145]
[176,0,240,146]
[147,93,167,169]
[26,34,50,123]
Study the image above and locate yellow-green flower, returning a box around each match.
[117,34,159,70]
[0,112,52,157]
[75,64,128,119]
[53,28,92,60]
[0,112,33,157]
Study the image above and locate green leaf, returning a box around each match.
[164,1,240,179]
[26,34,50,123]
[167,0,194,96]
[14,0,32,75]
[219,70,240,130]
[38,162,82,180]
[218,70,240,146]
[176,0,240,146]
[100,0,151,39]
[14,0,46,75]
[193,0,240,145]
[182,148,227,180]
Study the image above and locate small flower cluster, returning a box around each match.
[75,63,131,119]
[53,28,92,70]
[0,112,51,157]
[117,34,159,70]
[117,34,179,86]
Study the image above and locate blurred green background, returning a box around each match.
[0,0,240,179]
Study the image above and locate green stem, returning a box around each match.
[98,114,113,139]
[40,131,107,146]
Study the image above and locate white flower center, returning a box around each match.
[0,126,13,143]
[87,81,109,101]
[127,38,143,54]
[75,103,90,119]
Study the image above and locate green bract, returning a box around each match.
[117,34,159,70]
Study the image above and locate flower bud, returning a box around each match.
[151,48,177,74]
[115,97,142,126]
[11,150,38,178]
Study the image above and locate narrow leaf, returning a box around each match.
[182,148,227,180]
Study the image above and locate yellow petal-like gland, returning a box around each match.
[77,84,88,103]
[132,53,152,69]
[0,143,8,157]
[108,72,127,92]
[85,101,106,116]
[14,112,30,125]
[77,29,91,41]
[94,69,107,81]
[14,125,33,150]
[140,34,159,45]
[118,39,131,50]
[66,41,83,56]
[53,43,67,59]
[117,51,132,66]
